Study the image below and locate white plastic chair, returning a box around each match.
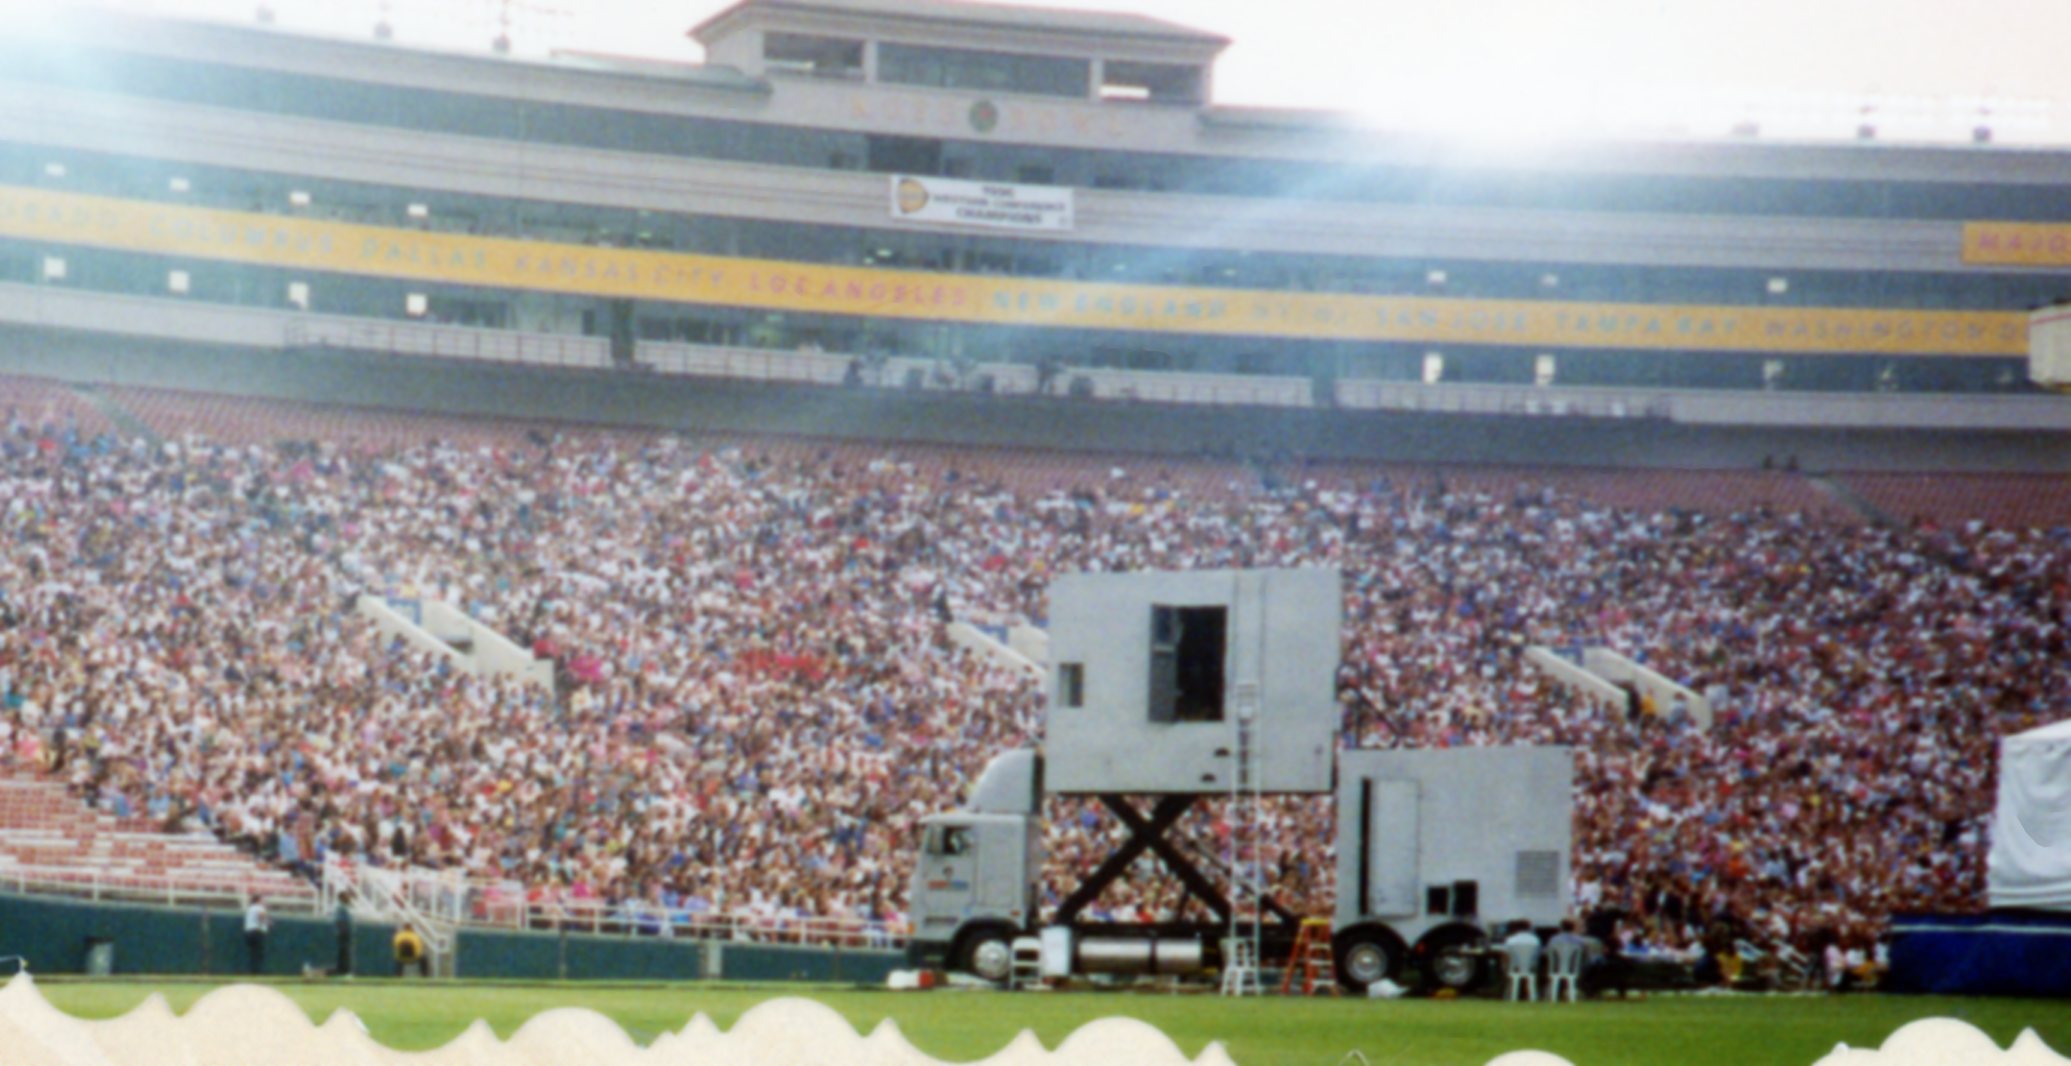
[1545,937,1586,1002]
[1503,937,1541,1001]
[1219,937,1262,997]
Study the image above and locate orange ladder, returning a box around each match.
[1279,917,1339,995]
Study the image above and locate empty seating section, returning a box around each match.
[0,376,112,440]
[1841,472,2071,531]
[0,770,310,906]
[1298,462,1850,519]
[104,387,607,452]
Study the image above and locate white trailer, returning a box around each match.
[906,569,1573,992]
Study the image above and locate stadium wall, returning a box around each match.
[0,893,901,982]
[7,324,2066,473]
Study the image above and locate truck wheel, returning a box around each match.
[1332,925,1406,994]
[955,926,1017,983]
[1416,928,1489,995]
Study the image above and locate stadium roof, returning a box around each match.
[690,0,1232,50]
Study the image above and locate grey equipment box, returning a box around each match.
[1043,568,1339,794]
[1333,745,1574,936]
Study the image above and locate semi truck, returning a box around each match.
[907,568,1573,992]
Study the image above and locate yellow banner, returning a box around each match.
[1964,221,2071,267]
[0,184,2025,357]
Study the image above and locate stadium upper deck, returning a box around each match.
[2,0,2071,422]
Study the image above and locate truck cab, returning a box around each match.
[907,811,1042,980]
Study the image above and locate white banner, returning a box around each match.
[889,175,1074,232]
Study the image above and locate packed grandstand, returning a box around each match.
[1,0,2070,987]
[0,372,2066,973]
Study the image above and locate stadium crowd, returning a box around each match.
[0,397,2066,963]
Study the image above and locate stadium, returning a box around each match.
[0,0,2068,1062]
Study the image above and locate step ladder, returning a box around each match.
[1279,917,1339,996]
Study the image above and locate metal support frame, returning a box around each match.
[1051,794,1296,927]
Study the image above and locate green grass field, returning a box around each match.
[29,979,2071,1066]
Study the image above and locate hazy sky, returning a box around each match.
[49,0,2071,139]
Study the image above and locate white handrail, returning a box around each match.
[519,897,908,950]
[0,863,317,911]
[286,318,612,369]
[316,854,907,949]
[635,341,1316,409]
[323,857,462,967]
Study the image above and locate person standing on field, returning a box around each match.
[243,896,270,975]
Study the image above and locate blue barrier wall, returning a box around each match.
[1889,912,2071,996]
[0,892,365,976]
[0,893,901,981]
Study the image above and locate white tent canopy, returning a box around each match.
[1987,719,2071,911]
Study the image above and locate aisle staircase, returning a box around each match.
[64,384,158,444]
[1804,473,1893,525]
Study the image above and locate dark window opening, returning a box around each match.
[762,33,864,80]
[878,43,1088,98]
[1099,61,1205,105]
[1149,604,1226,723]
[1451,879,1480,918]
[1058,662,1085,708]
[867,135,944,176]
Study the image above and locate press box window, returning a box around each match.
[763,33,864,79]
[1148,605,1226,723]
